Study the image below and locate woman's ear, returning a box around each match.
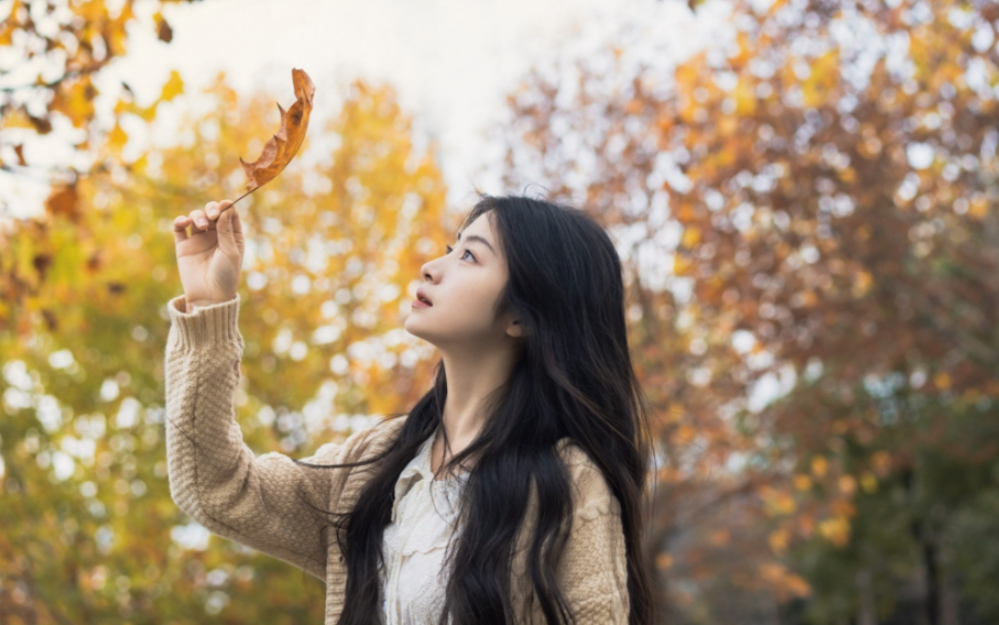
[505,318,524,339]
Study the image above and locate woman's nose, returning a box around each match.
[421,257,441,283]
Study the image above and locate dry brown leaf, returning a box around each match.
[238,68,315,197]
[154,12,173,43]
[45,183,80,222]
[13,144,26,166]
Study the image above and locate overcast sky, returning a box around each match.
[5,0,720,217]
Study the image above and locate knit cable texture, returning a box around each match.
[163,293,630,624]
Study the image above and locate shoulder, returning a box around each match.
[554,438,622,521]
[312,416,408,465]
[349,416,407,457]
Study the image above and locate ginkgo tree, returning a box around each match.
[0,73,452,622]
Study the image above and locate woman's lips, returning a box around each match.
[412,298,432,309]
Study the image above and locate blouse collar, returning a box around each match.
[391,431,470,520]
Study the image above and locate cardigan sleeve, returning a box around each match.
[559,452,631,624]
[163,293,381,580]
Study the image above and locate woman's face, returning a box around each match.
[404,211,521,349]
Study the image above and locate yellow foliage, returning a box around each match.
[72,0,108,23]
[159,70,185,103]
[0,107,34,130]
[837,166,856,184]
[734,76,758,115]
[0,74,450,620]
[969,195,989,219]
[801,49,840,107]
[759,562,811,600]
[860,472,878,493]
[810,455,828,478]
[818,515,851,547]
[851,269,873,298]
[934,372,951,390]
[51,77,97,128]
[107,123,128,151]
[673,254,693,276]
[763,487,797,517]
[681,226,701,248]
[768,528,789,554]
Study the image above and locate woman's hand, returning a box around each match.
[173,200,245,311]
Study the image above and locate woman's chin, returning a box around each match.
[403,316,431,341]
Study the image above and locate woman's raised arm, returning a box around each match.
[165,200,380,578]
[163,294,400,578]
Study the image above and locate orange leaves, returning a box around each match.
[494,0,999,617]
[817,516,851,547]
[762,486,798,517]
[870,450,892,477]
[45,183,81,222]
[758,562,811,600]
[239,68,315,196]
[2,0,194,183]
[153,11,173,43]
[851,269,873,299]
[51,76,98,128]
[0,4,15,46]
[810,455,829,478]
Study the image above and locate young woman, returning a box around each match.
[166,194,656,624]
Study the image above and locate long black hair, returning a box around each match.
[298,194,656,625]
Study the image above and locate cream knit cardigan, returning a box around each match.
[164,294,630,624]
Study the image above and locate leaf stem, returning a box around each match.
[230,185,260,207]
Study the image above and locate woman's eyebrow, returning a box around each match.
[456,232,495,255]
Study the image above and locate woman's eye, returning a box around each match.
[445,245,474,262]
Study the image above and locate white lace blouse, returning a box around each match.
[379,431,468,624]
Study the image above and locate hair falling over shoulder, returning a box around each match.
[294,194,658,625]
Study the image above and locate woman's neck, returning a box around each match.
[434,342,518,466]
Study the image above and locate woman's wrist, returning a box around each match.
[185,296,232,313]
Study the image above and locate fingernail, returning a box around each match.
[198,220,208,227]
[208,210,218,218]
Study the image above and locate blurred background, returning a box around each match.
[2,0,999,623]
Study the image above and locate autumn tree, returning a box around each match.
[1,0,192,335]
[497,0,999,623]
[0,74,451,622]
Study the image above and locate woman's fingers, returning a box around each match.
[173,215,192,243]
[229,204,242,234]
[174,201,232,244]
[205,201,220,220]
[189,209,209,230]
